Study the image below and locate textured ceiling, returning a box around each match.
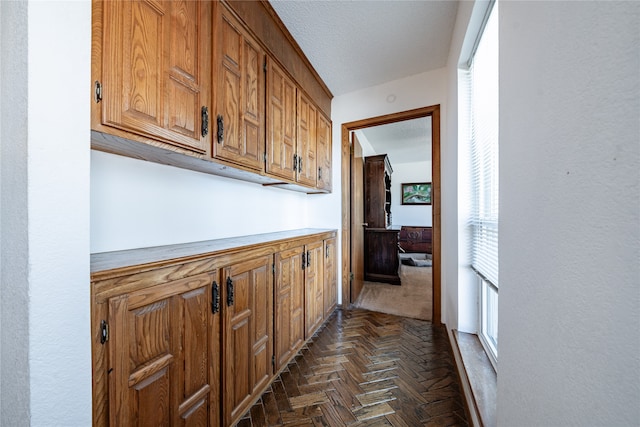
[270,0,459,96]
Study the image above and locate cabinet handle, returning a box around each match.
[226,277,234,306]
[307,250,311,267]
[326,245,329,258]
[301,251,306,270]
[299,157,303,173]
[211,281,220,314]
[94,81,102,103]
[201,106,209,138]
[217,115,224,144]
[293,154,298,172]
[318,167,322,180]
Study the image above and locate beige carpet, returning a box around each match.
[353,263,432,321]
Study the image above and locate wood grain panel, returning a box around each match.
[105,272,214,426]
[274,246,305,371]
[167,0,201,140]
[316,112,332,192]
[100,0,210,153]
[223,255,273,426]
[224,0,332,116]
[215,4,265,171]
[323,237,337,319]
[266,57,297,180]
[304,241,324,339]
[180,287,208,402]
[296,91,317,187]
[92,299,109,427]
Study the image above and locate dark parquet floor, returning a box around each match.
[237,308,469,426]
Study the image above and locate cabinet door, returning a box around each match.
[266,58,297,181]
[101,0,211,152]
[214,4,265,171]
[323,237,337,319]
[304,241,324,339]
[274,246,305,371]
[222,255,273,426]
[296,91,318,187]
[316,112,332,192]
[107,272,215,426]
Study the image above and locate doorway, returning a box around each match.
[340,105,441,324]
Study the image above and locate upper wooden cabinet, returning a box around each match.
[316,112,332,192]
[267,58,328,189]
[91,0,333,193]
[266,57,297,181]
[94,0,212,153]
[214,3,266,171]
[296,91,318,187]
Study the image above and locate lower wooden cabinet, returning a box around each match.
[103,272,218,426]
[323,237,338,319]
[91,229,336,427]
[222,255,274,426]
[304,240,324,339]
[274,246,305,372]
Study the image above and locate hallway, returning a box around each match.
[238,309,468,426]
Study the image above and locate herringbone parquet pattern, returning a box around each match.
[237,309,469,426]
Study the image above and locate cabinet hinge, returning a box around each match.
[100,320,109,344]
[94,80,102,103]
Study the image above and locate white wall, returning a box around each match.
[28,2,92,425]
[444,0,474,332]
[498,2,640,425]
[0,1,93,425]
[91,151,314,253]
[391,161,433,227]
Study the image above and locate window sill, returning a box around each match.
[449,330,497,427]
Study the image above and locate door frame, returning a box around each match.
[340,105,441,324]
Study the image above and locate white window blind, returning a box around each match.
[469,3,499,290]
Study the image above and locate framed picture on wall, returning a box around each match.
[401,182,432,205]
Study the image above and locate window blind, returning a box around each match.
[469,3,499,289]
